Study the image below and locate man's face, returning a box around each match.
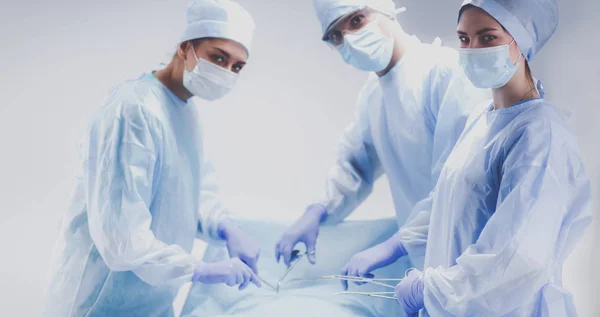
[323,8,384,47]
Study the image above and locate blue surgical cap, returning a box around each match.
[459,0,558,61]
[313,0,397,36]
[181,0,255,55]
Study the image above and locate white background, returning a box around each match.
[0,0,598,316]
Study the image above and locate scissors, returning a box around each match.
[256,249,314,293]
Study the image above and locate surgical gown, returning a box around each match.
[398,99,592,316]
[42,73,232,317]
[316,37,489,244]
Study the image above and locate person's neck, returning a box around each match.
[154,60,193,101]
[492,64,539,110]
[376,23,407,77]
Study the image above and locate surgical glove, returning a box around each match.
[395,269,425,316]
[340,233,407,290]
[218,220,261,273]
[192,258,261,290]
[275,204,327,267]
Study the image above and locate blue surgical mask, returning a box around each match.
[337,18,395,73]
[459,40,522,89]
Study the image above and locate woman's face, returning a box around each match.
[457,6,519,58]
[184,38,249,74]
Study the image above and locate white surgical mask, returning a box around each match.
[183,49,238,101]
[337,18,395,72]
[459,40,522,89]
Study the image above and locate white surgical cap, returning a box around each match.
[181,0,255,55]
[460,0,558,61]
[313,0,396,36]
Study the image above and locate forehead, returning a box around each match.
[198,38,249,61]
[327,8,375,32]
[457,6,503,33]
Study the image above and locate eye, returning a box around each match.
[211,55,226,64]
[232,64,244,73]
[458,36,469,43]
[330,31,344,46]
[350,14,365,29]
[481,35,497,43]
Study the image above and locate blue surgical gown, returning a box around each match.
[398,99,592,316]
[315,36,489,251]
[42,73,232,317]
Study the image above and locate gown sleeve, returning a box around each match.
[423,117,592,316]
[318,79,384,225]
[195,155,234,241]
[86,103,197,287]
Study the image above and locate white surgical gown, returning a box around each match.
[399,99,592,316]
[317,37,489,245]
[42,73,232,317]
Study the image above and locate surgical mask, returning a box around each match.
[336,18,395,72]
[183,49,238,101]
[459,40,522,89]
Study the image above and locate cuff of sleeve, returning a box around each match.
[387,232,408,258]
[314,198,343,225]
[209,210,235,241]
[133,253,198,288]
[190,258,203,282]
[396,231,427,269]
[422,266,463,316]
[403,245,426,270]
[397,241,408,258]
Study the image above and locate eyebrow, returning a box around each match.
[476,27,498,35]
[456,27,499,35]
[329,11,361,32]
[213,47,230,59]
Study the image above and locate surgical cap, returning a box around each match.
[313,0,396,36]
[459,0,558,61]
[181,0,255,54]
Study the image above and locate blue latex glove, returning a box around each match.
[395,269,425,316]
[340,232,407,290]
[192,258,261,290]
[275,204,327,267]
[218,220,261,273]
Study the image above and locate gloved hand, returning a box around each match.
[192,258,261,290]
[339,233,407,290]
[275,204,327,267]
[395,269,425,316]
[218,220,261,274]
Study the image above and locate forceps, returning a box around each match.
[256,249,314,293]
[257,250,406,300]
[333,269,420,300]
[284,274,401,289]
[283,275,403,300]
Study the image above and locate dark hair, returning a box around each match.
[524,60,534,86]
[173,38,207,58]
[458,4,475,21]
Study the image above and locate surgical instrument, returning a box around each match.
[333,291,397,300]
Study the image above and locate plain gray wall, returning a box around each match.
[0,0,597,316]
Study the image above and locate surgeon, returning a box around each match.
[390,0,593,315]
[41,1,263,316]
[275,0,489,287]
